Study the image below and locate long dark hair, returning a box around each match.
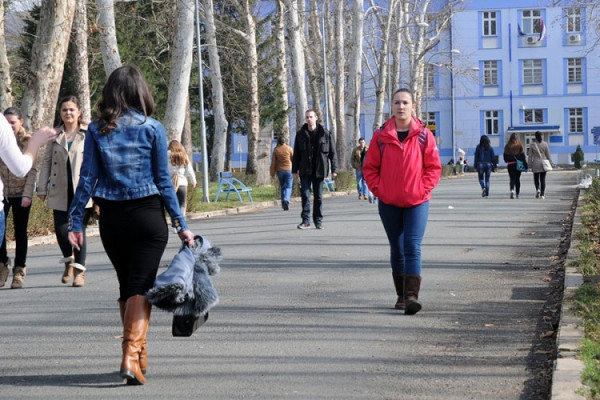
[97,64,154,134]
[504,133,524,156]
[478,135,491,150]
[535,131,542,143]
[4,106,23,120]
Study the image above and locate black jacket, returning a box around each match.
[292,123,337,179]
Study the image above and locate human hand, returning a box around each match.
[30,127,57,148]
[178,229,195,247]
[292,173,298,179]
[332,172,338,178]
[21,197,32,207]
[38,195,46,202]
[68,231,84,251]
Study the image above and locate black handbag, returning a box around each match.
[172,313,209,337]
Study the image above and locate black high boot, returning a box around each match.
[404,274,422,315]
[392,274,405,310]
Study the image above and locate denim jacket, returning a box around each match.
[68,110,188,233]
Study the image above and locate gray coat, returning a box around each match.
[527,141,552,173]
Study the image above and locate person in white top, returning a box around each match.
[0,114,56,288]
[168,140,197,215]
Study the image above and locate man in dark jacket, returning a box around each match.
[292,109,337,230]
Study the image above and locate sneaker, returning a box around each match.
[541,195,545,199]
[368,197,373,203]
[510,190,515,199]
[536,190,540,199]
[0,262,9,287]
[516,193,519,199]
[10,267,25,289]
[282,201,289,211]
[482,188,486,197]
[358,195,362,200]
[315,224,323,230]
[297,222,311,230]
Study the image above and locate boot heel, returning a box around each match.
[120,369,143,385]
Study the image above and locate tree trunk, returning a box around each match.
[204,0,229,181]
[243,0,260,176]
[255,124,272,185]
[0,1,13,110]
[164,0,195,142]
[346,1,363,148]
[334,1,346,170]
[284,0,308,131]
[70,0,92,122]
[324,1,336,136]
[21,0,76,133]
[275,1,290,143]
[305,0,323,120]
[96,0,122,77]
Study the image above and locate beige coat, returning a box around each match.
[527,141,552,174]
[0,127,37,198]
[37,125,92,211]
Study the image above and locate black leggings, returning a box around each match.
[507,164,522,195]
[54,208,91,265]
[96,196,168,301]
[0,197,32,267]
[533,172,547,196]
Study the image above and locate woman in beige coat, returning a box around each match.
[37,96,93,287]
[527,130,552,199]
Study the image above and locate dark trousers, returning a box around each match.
[0,197,31,266]
[300,175,324,225]
[533,172,547,196]
[97,196,168,301]
[507,164,522,195]
[176,185,187,215]
[54,208,91,265]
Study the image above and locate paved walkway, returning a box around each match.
[0,170,583,399]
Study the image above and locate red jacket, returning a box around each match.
[363,116,441,208]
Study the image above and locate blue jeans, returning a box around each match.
[378,200,430,275]
[477,163,492,196]
[0,209,5,249]
[356,170,369,196]
[300,176,324,225]
[277,170,293,203]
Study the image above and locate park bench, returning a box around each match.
[214,171,253,203]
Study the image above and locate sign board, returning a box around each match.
[237,142,243,153]
[592,126,600,145]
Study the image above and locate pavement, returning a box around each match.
[0,170,586,399]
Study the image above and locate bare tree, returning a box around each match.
[21,0,76,132]
[305,0,323,119]
[70,0,92,122]
[346,1,364,148]
[164,0,195,142]
[284,0,308,130]
[202,0,229,181]
[333,1,346,169]
[0,1,13,110]
[275,1,290,143]
[96,0,121,77]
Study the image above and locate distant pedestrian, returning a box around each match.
[351,138,369,200]
[363,88,442,315]
[503,133,527,199]
[270,135,293,211]
[473,135,497,197]
[67,64,194,385]
[0,114,56,289]
[527,131,552,199]
[292,109,337,230]
[168,140,197,216]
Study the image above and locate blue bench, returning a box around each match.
[214,171,253,203]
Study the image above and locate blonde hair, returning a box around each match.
[169,140,189,166]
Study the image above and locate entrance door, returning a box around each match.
[523,133,536,157]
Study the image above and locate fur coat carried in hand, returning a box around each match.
[147,235,221,317]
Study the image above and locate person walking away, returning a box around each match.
[292,109,337,230]
[351,138,369,200]
[270,135,293,210]
[473,135,496,197]
[67,64,194,386]
[168,140,197,216]
[527,131,552,199]
[363,88,442,315]
[0,108,38,288]
[37,96,93,287]
[503,133,527,199]
[0,115,55,288]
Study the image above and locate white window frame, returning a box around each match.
[522,9,542,35]
[524,109,544,124]
[423,63,435,94]
[483,60,498,86]
[565,8,581,33]
[569,108,583,133]
[484,111,500,135]
[567,58,583,83]
[523,59,543,85]
[482,11,497,36]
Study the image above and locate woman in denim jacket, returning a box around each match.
[67,65,194,386]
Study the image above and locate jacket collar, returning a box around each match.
[379,116,424,142]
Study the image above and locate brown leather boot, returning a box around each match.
[404,274,422,315]
[0,260,10,287]
[118,299,148,375]
[72,263,86,287]
[392,274,405,310]
[120,295,151,385]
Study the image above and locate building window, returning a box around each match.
[568,108,583,133]
[565,8,581,33]
[522,9,542,34]
[484,111,499,135]
[483,60,498,86]
[567,58,583,83]
[421,112,436,135]
[423,63,435,94]
[482,11,497,36]
[524,109,544,124]
[523,59,543,84]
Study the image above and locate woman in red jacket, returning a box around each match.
[363,88,441,315]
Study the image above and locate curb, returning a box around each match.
[551,190,585,399]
